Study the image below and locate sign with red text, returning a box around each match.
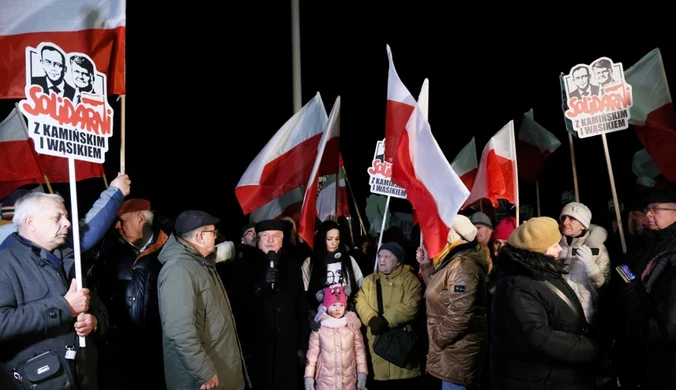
[367,139,407,199]
[563,56,633,138]
[18,42,113,164]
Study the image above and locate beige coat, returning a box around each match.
[354,264,423,381]
[304,311,368,390]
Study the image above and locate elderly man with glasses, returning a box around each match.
[157,210,250,390]
[611,189,676,389]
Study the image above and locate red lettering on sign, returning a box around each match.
[20,85,112,135]
[565,84,633,119]
[368,159,392,178]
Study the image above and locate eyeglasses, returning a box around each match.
[644,207,676,214]
[41,59,64,69]
[201,229,218,236]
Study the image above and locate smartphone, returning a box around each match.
[616,265,636,283]
[572,247,600,256]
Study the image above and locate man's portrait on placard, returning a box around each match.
[26,42,105,104]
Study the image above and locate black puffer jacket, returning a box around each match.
[490,246,598,390]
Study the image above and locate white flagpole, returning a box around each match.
[417,79,429,248]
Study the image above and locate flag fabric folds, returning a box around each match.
[451,137,479,192]
[236,93,328,216]
[516,109,561,183]
[298,97,342,248]
[0,0,126,98]
[464,121,518,209]
[625,48,676,181]
[0,109,44,199]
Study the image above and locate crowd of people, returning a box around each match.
[1,179,675,390]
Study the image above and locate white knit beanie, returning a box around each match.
[560,202,592,229]
[447,214,478,244]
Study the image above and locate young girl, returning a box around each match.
[304,285,368,390]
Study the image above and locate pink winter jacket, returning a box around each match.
[305,311,368,390]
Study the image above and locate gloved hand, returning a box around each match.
[309,318,321,332]
[304,377,315,390]
[264,267,279,285]
[575,245,600,276]
[357,373,367,389]
[368,316,389,335]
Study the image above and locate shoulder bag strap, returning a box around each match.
[375,278,384,315]
[542,280,580,319]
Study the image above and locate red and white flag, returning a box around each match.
[384,45,416,164]
[451,137,479,192]
[392,104,471,259]
[464,121,518,208]
[625,48,676,181]
[384,47,470,258]
[316,169,350,221]
[236,93,329,215]
[0,109,45,199]
[0,0,126,98]
[298,97,342,248]
[38,155,105,183]
[249,187,304,223]
[517,109,561,183]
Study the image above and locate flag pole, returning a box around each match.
[601,134,627,254]
[291,0,301,112]
[374,195,391,271]
[341,166,367,236]
[119,5,127,174]
[568,132,580,202]
[417,78,429,248]
[120,95,126,174]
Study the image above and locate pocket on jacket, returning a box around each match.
[22,279,48,303]
[204,290,226,343]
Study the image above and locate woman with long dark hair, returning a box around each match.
[302,220,364,308]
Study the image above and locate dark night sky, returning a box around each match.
[2,5,674,240]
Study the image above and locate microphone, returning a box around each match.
[267,250,277,290]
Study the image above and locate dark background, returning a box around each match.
[2,4,674,241]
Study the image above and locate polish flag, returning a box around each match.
[0,0,126,98]
[298,97,341,248]
[0,109,45,199]
[385,47,470,258]
[464,121,519,208]
[249,187,304,223]
[38,155,106,183]
[384,45,416,164]
[316,169,351,221]
[516,109,561,183]
[625,48,676,181]
[236,93,329,215]
[451,137,479,192]
[392,103,470,259]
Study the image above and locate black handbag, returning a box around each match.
[13,333,77,389]
[372,278,417,368]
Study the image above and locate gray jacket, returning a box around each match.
[0,233,108,389]
[157,234,249,390]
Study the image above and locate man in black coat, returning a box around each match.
[239,219,310,390]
